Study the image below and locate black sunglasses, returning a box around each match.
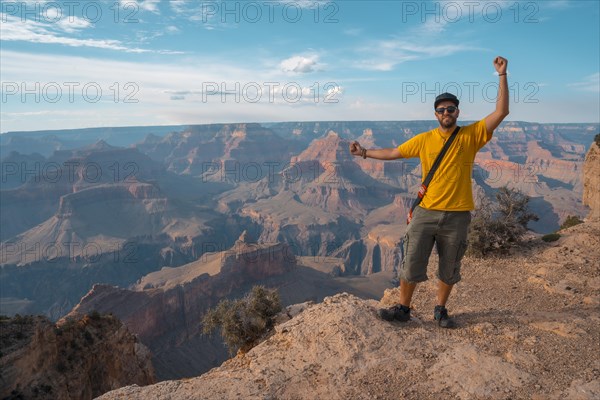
[435,106,458,114]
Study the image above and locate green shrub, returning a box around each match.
[468,186,539,257]
[560,215,584,230]
[202,286,281,355]
[595,133,600,147]
[542,233,561,242]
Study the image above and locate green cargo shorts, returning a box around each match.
[400,206,471,285]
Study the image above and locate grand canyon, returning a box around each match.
[1,122,598,399]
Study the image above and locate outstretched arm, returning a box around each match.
[485,56,510,134]
[349,141,402,160]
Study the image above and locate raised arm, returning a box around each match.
[484,56,510,134]
[349,141,402,160]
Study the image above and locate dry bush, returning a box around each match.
[468,187,539,257]
[202,286,281,355]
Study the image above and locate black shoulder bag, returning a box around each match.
[406,125,461,224]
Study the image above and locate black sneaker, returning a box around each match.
[434,305,456,328]
[378,305,410,322]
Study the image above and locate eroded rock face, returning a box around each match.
[331,235,401,276]
[583,141,600,220]
[65,238,297,380]
[0,314,154,400]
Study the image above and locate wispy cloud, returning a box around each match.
[354,38,475,71]
[0,50,351,131]
[343,28,363,36]
[0,13,181,54]
[56,16,91,33]
[567,73,600,93]
[121,0,161,14]
[168,0,226,30]
[544,0,572,9]
[412,19,448,36]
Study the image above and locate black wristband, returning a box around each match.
[361,148,367,159]
[498,73,507,76]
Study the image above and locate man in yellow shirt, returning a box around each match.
[350,56,509,328]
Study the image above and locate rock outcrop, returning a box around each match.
[64,234,298,380]
[583,139,600,220]
[0,314,154,400]
[98,216,600,400]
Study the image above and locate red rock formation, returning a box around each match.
[64,234,297,379]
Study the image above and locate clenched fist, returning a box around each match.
[494,56,508,75]
[349,141,363,156]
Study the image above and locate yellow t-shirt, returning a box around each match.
[397,119,491,211]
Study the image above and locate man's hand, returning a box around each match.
[494,56,508,75]
[349,141,363,156]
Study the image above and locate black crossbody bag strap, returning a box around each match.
[407,125,461,224]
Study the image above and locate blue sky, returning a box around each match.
[1,0,599,132]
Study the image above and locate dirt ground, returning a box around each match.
[98,221,600,400]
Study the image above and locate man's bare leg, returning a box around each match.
[400,279,417,307]
[436,280,453,306]
[435,280,456,328]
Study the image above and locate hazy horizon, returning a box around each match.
[2,119,600,136]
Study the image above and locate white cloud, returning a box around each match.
[0,50,355,132]
[543,0,572,9]
[170,0,190,14]
[567,73,600,93]
[413,19,448,36]
[343,28,362,36]
[353,61,397,72]
[280,55,319,73]
[0,13,181,54]
[353,38,476,71]
[56,16,91,33]
[120,0,161,14]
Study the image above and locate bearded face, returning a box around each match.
[435,101,460,129]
